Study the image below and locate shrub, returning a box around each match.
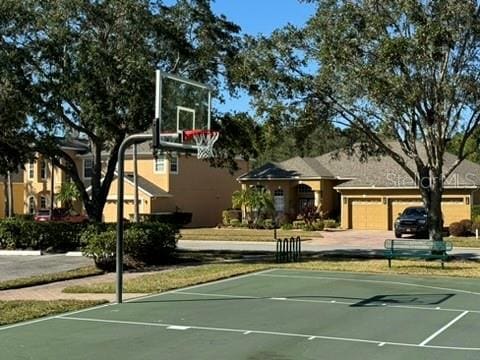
[81,227,116,271]
[263,219,274,229]
[281,223,293,230]
[125,223,178,265]
[323,219,338,229]
[472,205,480,221]
[293,220,306,229]
[449,222,465,237]
[459,219,473,235]
[81,222,178,270]
[229,219,241,227]
[222,209,241,226]
[0,219,86,251]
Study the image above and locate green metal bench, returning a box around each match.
[384,239,453,269]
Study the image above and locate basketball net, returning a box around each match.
[183,130,220,159]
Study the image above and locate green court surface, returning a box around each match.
[3,269,480,360]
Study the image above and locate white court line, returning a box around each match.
[0,303,111,332]
[123,268,276,303]
[173,291,479,314]
[419,311,470,346]
[57,315,480,352]
[257,273,480,296]
[0,269,275,332]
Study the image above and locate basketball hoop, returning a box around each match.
[183,130,219,159]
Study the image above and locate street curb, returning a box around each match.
[0,250,42,256]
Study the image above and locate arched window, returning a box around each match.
[28,196,36,215]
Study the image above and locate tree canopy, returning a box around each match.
[234,0,480,240]
[4,0,243,221]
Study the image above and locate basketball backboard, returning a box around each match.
[155,70,211,142]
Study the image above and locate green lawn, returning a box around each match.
[180,227,322,241]
[63,259,480,294]
[0,266,103,291]
[0,300,107,326]
[449,236,480,248]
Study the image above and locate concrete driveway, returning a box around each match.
[178,229,480,259]
[0,254,94,282]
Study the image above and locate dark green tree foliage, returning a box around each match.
[306,0,480,241]
[0,1,34,175]
[8,0,241,221]
[238,0,480,241]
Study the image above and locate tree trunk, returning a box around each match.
[419,168,444,242]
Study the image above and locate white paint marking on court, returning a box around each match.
[271,297,287,301]
[176,291,258,299]
[436,307,441,310]
[124,268,275,304]
[308,336,316,340]
[167,325,190,331]
[419,311,469,346]
[57,316,480,351]
[244,331,251,335]
[172,290,476,315]
[0,303,111,332]
[0,269,273,333]
[378,343,386,347]
[257,273,480,297]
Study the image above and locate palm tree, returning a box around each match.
[56,181,80,211]
[232,187,274,226]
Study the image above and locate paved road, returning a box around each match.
[0,254,94,282]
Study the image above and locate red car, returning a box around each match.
[34,208,89,223]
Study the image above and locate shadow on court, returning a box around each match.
[351,293,455,307]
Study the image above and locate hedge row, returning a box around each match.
[0,219,179,268]
[0,219,87,251]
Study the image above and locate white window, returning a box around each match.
[154,156,165,173]
[28,161,35,180]
[40,160,48,180]
[40,195,49,209]
[28,196,35,214]
[274,189,284,213]
[84,159,93,179]
[154,154,178,173]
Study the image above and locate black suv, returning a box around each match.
[394,206,428,238]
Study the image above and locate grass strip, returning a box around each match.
[0,266,103,291]
[449,236,480,248]
[64,263,270,293]
[63,259,480,294]
[0,299,107,326]
[180,228,322,241]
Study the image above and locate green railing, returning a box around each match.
[276,236,302,263]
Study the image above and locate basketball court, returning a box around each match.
[2,268,480,359]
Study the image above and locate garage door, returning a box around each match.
[351,199,386,230]
[389,199,423,230]
[441,198,469,226]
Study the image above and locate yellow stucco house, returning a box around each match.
[238,148,480,230]
[4,140,247,227]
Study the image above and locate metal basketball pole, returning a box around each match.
[116,133,197,304]
[116,133,152,304]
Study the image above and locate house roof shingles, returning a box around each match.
[240,143,480,189]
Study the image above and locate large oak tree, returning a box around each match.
[236,0,480,241]
[7,0,242,221]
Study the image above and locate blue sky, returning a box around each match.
[211,0,316,113]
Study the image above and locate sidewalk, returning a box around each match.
[0,272,151,302]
